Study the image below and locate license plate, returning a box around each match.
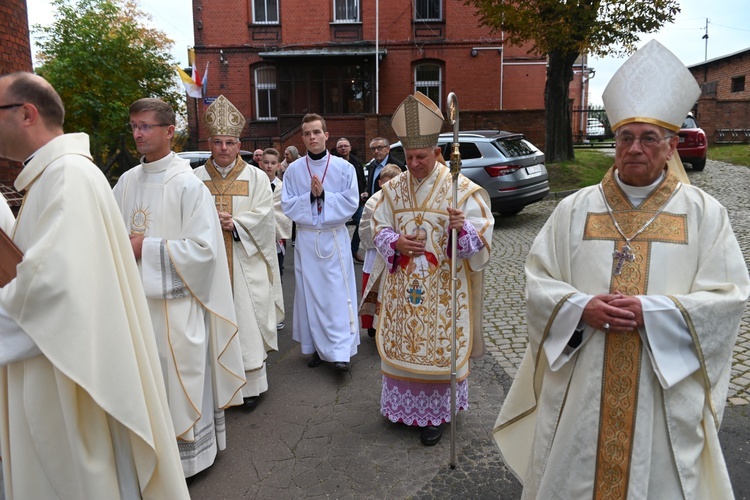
[526,165,542,175]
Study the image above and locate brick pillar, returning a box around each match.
[0,0,33,206]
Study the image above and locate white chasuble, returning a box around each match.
[113,153,245,471]
[195,159,283,397]
[372,163,493,381]
[281,153,360,362]
[0,134,187,499]
[494,167,750,499]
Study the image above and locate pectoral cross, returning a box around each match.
[612,243,635,276]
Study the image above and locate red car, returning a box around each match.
[677,114,707,171]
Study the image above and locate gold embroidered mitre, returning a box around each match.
[391,92,444,149]
[204,95,246,138]
[603,40,700,133]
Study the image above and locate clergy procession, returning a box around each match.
[0,36,749,499]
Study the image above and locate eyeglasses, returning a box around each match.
[615,134,674,148]
[126,122,171,133]
[337,144,351,149]
[370,145,386,151]
[209,139,240,148]
[0,103,23,111]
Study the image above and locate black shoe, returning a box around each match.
[367,328,376,337]
[420,425,443,446]
[307,352,323,368]
[333,361,350,372]
[242,396,259,412]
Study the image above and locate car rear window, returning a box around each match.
[494,137,536,158]
[682,116,698,128]
[439,142,482,160]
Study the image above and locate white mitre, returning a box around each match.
[391,91,444,149]
[603,39,701,133]
[204,94,246,137]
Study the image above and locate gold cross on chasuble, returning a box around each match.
[583,172,687,500]
[203,161,249,283]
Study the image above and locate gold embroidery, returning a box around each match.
[586,168,688,499]
[203,159,250,282]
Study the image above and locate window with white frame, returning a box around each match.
[255,66,277,120]
[414,0,441,21]
[253,0,279,24]
[334,0,359,22]
[415,63,441,107]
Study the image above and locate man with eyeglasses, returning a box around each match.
[364,137,404,199]
[193,95,283,413]
[0,72,188,497]
[113,97,245,480]
[494,40,750,499]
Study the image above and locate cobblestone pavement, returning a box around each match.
[485,159,750,405]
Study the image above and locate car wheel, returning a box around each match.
[691,158,706,171]
[499,208,523,217]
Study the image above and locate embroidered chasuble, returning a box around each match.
[493,166,750,499]
[585,170,686,498]
[195,158,284,398]
[200,159,249,281]
[372,163,493,381]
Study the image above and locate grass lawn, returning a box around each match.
[548,144,750,193]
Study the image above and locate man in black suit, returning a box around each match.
[364,137,405,198]
[334,137,367,262]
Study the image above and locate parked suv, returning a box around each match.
[389,131,549,216]
[177,150,255,169]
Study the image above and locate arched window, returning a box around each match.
[414,63,442,107]
[255,66,277,121]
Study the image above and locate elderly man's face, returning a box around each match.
[405,146,439,180]
[208,135,240,168]
[370,140,389,163]
[253,149,263,163]
[614,123,678,187]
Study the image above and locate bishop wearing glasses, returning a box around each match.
[194,95,284,412]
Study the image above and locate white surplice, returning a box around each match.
[194,159,283,398]
[113,152,245,477]
[494,167,750,499]
[281,153,360,362]
[0,134,188,499]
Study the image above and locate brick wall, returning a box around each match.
[0,0,33,205]
[689,49,750,144]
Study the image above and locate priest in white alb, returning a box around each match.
[493,40,750,499]
[194,95,283,411]
[371,92,494,446]
[113,97,245,479]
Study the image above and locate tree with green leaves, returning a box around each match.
[34,0,184,173]
[467,0,680,162]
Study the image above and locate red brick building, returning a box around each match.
[688,48,750,144]
[0,0,33,208]
[190,0,591,155]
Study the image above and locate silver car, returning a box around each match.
[389,131,549,216]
